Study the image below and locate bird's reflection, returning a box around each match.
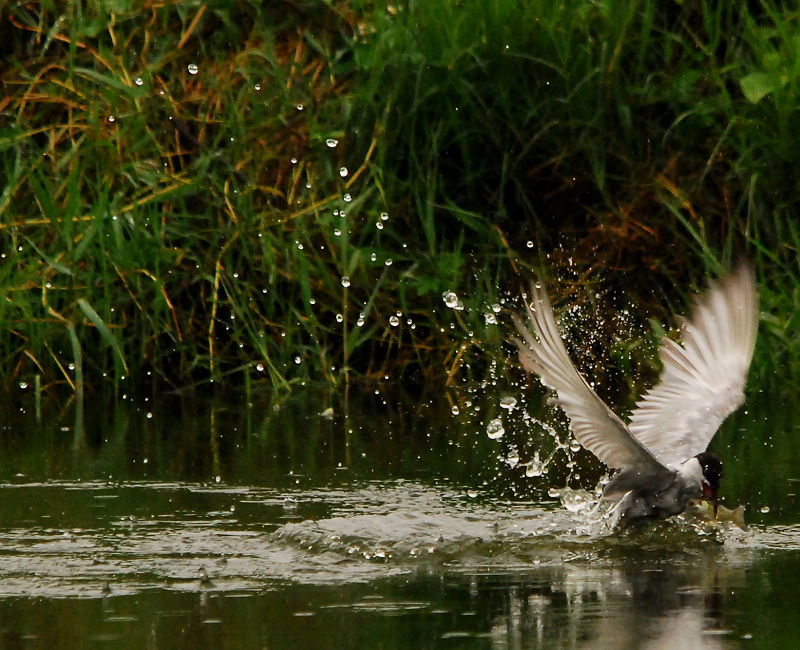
[474,548,742,649]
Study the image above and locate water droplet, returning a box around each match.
[339,167,348,177]
[569,439,582,453]
[146,412,153,419]
[485,312,497,324]
[296,103,304,111]
[309,298,316,305]
[442,291,459,308]
[384,259,392,266]
[492,303,501,313]
[336,313,344,323]
[389,315,400,326]
[256,363,265,372]
[108,115,116,123]
[451,405,460,415]
[187,63,199,75]
[547,486,561,498]
[294,356,302,364]
[341,276,351,288]
[760,506,770,514]
[526,240,534,248]
[290,157,298,164]
[370,252,377,262]
[376,221,384,230]
[343,193,352,203]
[325,138,338,148]
[18,382,27,390]
[486,418,505,439]
[505,450,520,468]
[499,396,517,410]
[333,229,341,237]
[134,77,144,86]
[254,83,261,91]
[467,489,478,498]
[380,212,389,221]
[562,490,591,513]
[526,452,544,477]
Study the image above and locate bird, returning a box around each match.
[511,265,758,530]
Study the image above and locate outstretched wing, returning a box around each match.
[512,282,663,472]
[627,265,759,466]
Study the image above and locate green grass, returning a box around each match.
[1,1,800,400]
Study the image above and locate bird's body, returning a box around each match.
[512,266,758,529]
[605,454,714,529]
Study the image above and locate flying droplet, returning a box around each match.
[499,396,517,410]
[339,167,348,177]
[389,315,400,326]
[486,418,505,439]
[134,77,144,86]
[341,276,351,288]
[526,452,544,477]
[187,63,199,75]
[325,138,338,148]
[442,291,459,308]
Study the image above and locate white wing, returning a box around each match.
[627,265,758,466]
[512,282,662,471]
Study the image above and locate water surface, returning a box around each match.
[0,389,796,648]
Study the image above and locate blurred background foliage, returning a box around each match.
[1,0,799,405]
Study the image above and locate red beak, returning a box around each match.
[702,482,719,517]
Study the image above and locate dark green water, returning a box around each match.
[0,387,797,648]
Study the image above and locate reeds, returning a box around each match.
[1,1,799,398]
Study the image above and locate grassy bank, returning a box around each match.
[1,1,799,401]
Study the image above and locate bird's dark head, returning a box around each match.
[695,451,723,513]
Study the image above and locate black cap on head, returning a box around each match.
[695,451,723,490]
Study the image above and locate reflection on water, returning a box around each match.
[0,390,796,647]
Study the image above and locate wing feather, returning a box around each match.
[627,265,758,466]
[512,283,663,471]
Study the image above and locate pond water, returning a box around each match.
[0,386,797,648]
